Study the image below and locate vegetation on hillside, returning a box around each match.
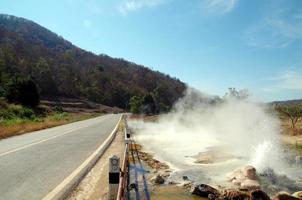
[0,14,186,112]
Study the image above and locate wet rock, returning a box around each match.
[272,192,301,200]
[250,189,271,200]
[191,184,220,198]
[182,181,193,189]
[232,178,242,186]
[241,179,261,190]
[227,169,245,182]
[219,189,250,200]
[168,181,176,185]
[227,165,260,189]
[152,175,165,185]
[160,172,170,178]
[183,176,189,180]
[259,168,277,184]
[243,166,257,180]
[292,191,302,198]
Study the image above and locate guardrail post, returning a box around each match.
[108,155,120,200]
[125,129,131,145]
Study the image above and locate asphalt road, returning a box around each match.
[0,114,121,200]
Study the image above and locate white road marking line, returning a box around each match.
[42,115,122,200]
[0,116,107,157]
[0,128,79,157]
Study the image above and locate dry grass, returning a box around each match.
[0,112,101,139]
[280,116,302,135]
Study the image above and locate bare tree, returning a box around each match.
[224,88,249,100]
[276,104,302,129]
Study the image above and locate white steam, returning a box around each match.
[129,88,286,184]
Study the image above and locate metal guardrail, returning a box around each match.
[116,143,129,200]
[116,119,131,200]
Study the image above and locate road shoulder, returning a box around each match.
[67,120,125,200]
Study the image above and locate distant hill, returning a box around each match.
[271,99,302,105]
[0,14,186,110]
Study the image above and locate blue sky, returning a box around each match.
[1,0,302,101]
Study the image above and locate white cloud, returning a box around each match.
[83,20,92,28]
[118,0,165,14]
[205,0,239,14]
[244,8,302,48]
[264,70,302,92]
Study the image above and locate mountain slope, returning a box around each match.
[0,14,186,110]
[271,99,302,105]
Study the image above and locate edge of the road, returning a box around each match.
[42,114,123,200]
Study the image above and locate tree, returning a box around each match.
[129,96,143,114]
[4,78,40,107]
[142,93,156,114]
[224,88,249,100]
[276,104,302,130]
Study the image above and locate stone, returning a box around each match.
[182,181,193,189]
[250,189,271,200]
[272,192,301,200]
[243,166,257,180]
[191,184,220,198]
[292,191,302,198]
[232,178,242,186]
[259,168,277,184]
[219,189,250,200]
[227,170,245,182]
[153,175,165,185]
[241,179,261,190]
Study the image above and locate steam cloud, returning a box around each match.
[129,88,285,180]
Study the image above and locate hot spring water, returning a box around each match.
[128,90,302,195]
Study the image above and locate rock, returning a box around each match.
[259,168,277,184]
[243,166,257,180]
[191,184,220,198]
[182,181,193,189]
[227,169,245,182]
[160,172,170,178]
[219,189,250,200]
[241,179,261,190]
[292,191,302,198]
[227,165,260,189]
[168,181,176,185]
[153,175,165,185]
[272,192,301,200]
[232,178,242,186]
[250,189,271,200]
[183,176,189,180]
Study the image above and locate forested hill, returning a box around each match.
[0,14,186,111]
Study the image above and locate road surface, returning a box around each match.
[0,114,121,200]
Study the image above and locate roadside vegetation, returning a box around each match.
[0,98,101,139]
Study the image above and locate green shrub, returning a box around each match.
[0,105,36,120]
[50,112,68,121]
[129,96,143,114]
[296,141,302,150]
[4,78,40,107]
